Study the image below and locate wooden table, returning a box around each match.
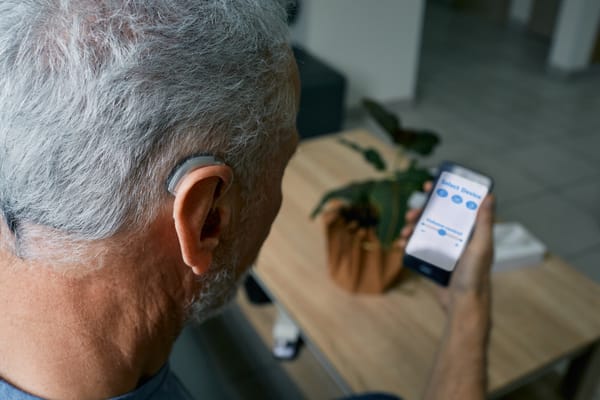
[252,130,600,400]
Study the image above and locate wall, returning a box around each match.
[509,0,534,25]
[290,0,425,107]
[549,0,600,73]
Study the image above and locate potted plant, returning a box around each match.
[311,99,441,294]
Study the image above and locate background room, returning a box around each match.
[171,1,600,399]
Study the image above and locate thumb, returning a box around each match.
[465,195,495,261]
[450,195,495,294]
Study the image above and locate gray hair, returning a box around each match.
[0,0,295,260]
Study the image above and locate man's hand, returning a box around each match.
[399,182,496,400]
[446,194,494,304]
[399,183,495,311]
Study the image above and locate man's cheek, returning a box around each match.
[272,192,283,220]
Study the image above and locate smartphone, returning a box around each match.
[403,161,493,286]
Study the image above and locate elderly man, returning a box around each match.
[0,1,494,399]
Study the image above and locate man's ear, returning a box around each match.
[171,165,233,275]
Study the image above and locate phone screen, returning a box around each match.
[405,170,490,271]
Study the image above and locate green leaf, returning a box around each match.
[362,98,441,155]
[368,180,411,249]
[392,129,440,156]
[310,180,375,219]
[367,165,433,248]
[362,98,401,138]
[339,138,387,171]
[395,163,434,190]
[363,149,386,171]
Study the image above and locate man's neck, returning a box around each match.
[0,241,193,400]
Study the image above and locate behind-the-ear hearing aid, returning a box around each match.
[166,154,230,196]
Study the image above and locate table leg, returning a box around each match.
[561,342,600,400]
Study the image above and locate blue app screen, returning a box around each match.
[405,171,489,271]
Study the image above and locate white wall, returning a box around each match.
[290,0,425,107]
[508,0,534,25]
[548,0,600,73]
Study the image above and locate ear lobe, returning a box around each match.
[172,165,233,275]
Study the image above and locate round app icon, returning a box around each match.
[466,201,478,210]
[436,188,448,198]
[451,194,463,204]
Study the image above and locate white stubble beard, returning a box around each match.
[187,186,265,324]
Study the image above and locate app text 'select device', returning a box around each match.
[403,162,493,286]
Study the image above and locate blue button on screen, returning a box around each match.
[438,229,447,236]
[436,188,448,198]
[466,201,478,210]
[451,195,463,204]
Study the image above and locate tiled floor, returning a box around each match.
[170,302,309,400]
[171,3,600,399]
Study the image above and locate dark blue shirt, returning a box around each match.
[0,364,193,400]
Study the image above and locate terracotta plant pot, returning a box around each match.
[322,201,404,294]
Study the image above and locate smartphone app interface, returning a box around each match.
[406,171,489,271]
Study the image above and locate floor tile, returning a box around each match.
[569,245,600,284]
[170,325,233,399]
[559,178,600,223]
[225,367,306,400]
[560,134,600,166]
[500,192,600,259]
[191,306,277,378]
[420,135,480,168]
[461,154,547,207]
[501,144,598,188]
[236,290,347,400]
[170,304,300,399]
[496,371,563,400]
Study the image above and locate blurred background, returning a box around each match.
[171,0,600,398]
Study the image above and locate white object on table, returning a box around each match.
[272,305,301,360]
[493,222,546,271]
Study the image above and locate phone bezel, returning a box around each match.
[403,161,494,286]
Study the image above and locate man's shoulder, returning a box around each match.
[0,365,194,400]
